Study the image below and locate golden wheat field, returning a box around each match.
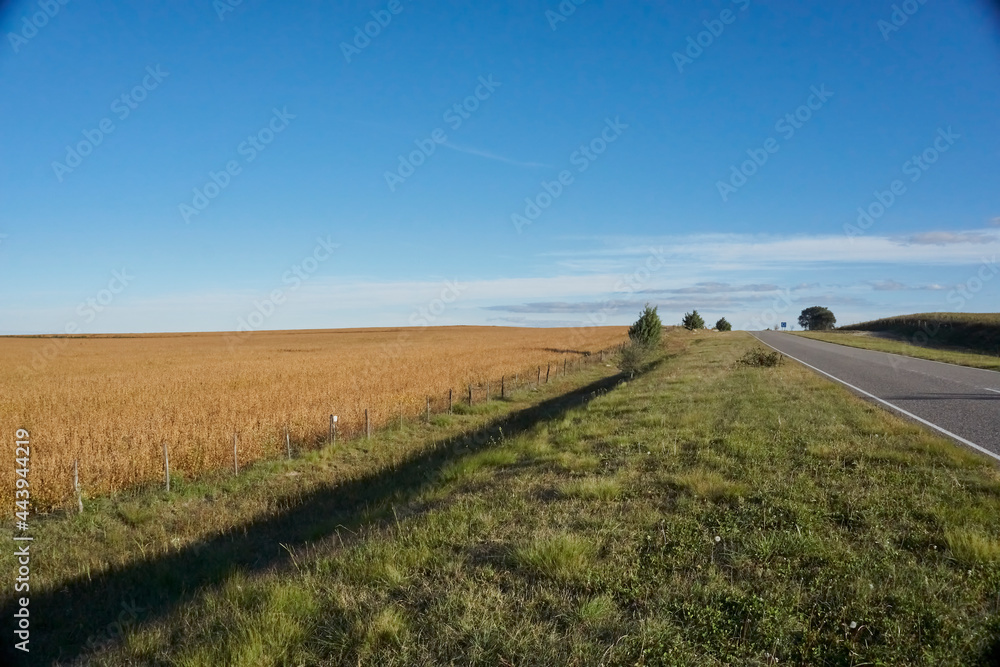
[1,325,626,508]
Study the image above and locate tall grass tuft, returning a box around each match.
[515,533,594,582]
[946,528,1000,565]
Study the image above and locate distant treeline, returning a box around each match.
[841,312,1000,354]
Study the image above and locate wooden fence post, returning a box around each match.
[365,408,371,439]
[501,375,506,399]
[449,389,453,414]
[285,425,291,460]
[486,380,491,402]
[233,432,239,475]
[329,414,336,445]
[163,442,170,492]
[468,383,473,406]
[399,404,403,430]
[537,366,541,387]
[546,364,550,383]
[426,396,431,423]
[74,459,83,513]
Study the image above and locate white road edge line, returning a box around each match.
[986,388,1000,394]
[750,333,1000,464]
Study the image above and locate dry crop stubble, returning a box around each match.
[1,326,626,508]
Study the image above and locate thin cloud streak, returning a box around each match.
[541,230,1000,267]
[897,231,998,246]
[441,142,553,169]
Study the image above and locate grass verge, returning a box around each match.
[795,330,1000,371]
[5,331,1000,665]
[841,312,1000,355]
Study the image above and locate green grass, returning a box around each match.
[175,576,319,667]
[558,475,622,500]
[795,329,1000,371]
[835,311,1000,357]
[670,469,748,502]
[844,311,1000,327]
[5,331,1000,665]
[515,533,595,582]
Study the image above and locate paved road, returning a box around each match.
[752,331,1000,461]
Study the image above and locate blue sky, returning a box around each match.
[1,0,998,334]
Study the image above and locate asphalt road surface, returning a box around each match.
[753,331,1000,461]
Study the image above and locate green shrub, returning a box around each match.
[628,304,662,347]
[682,310,705,330]
[715,318,732,332]
[617,342,647,378]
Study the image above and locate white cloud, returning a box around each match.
[545,230,1000,269]
[644,282,781,295]
[870,279,907,291]
[7,229,994,334]
[869,280,951,291]
[897,231,998,246]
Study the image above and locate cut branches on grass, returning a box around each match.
[736,347,784,368]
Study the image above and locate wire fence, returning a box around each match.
[63,342,627,511]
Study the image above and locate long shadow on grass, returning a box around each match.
[2,370,634,666]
